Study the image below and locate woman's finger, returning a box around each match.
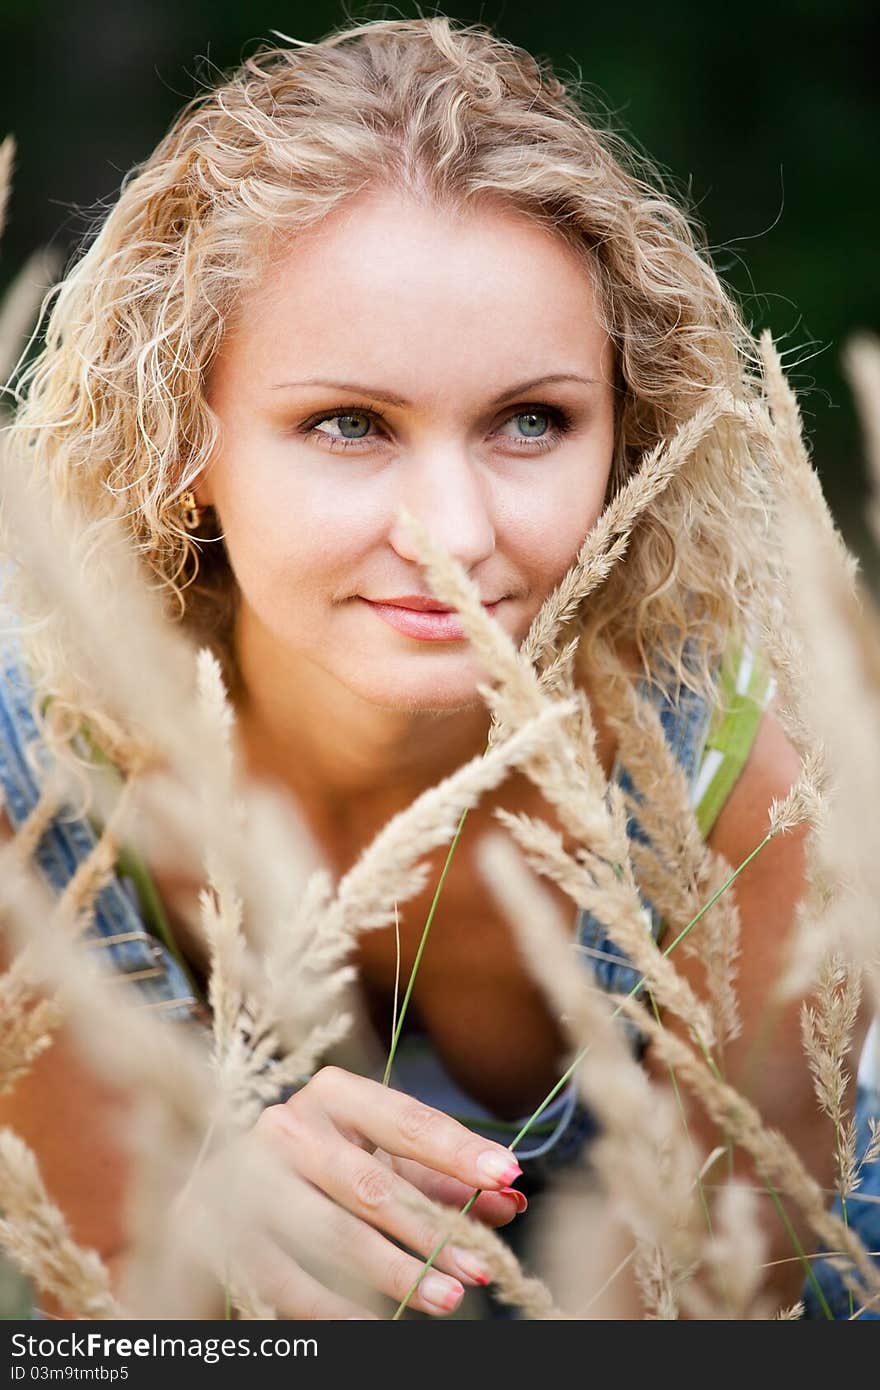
[260,1164,476,1315]
[234,1231,380,1320]
[303,1067,523,1190]
[282,1127,495,1291]
[382,1151,527,1226]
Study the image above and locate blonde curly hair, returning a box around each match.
[4,15,772,766]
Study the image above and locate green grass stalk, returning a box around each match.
[382,806,470,1087]
[392,827,781,1318]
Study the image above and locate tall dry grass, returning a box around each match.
[1,137,879,1319]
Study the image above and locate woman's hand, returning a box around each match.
[222,1066,527,1319]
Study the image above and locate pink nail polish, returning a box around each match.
[499,1186,528,1213]
[476,1150,523,1186]
[419,1272,464,1313]
[449,1245,492,1287]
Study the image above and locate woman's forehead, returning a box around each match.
[219,190,611,395]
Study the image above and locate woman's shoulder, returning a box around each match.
[705,689,805,868]
[581,629,777,835]
[689,635,776,840]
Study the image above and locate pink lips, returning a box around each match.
[360,595,502,641]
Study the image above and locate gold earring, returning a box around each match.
[180,489,203,530]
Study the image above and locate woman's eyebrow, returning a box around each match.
[267,372,600,408]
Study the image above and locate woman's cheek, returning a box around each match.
[219,464,377,574]
[506,494,604,591]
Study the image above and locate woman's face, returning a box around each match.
[201,187,616,713]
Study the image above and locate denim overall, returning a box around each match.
[0,626,876,1321]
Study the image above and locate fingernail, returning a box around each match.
[499,1186,528,1213]
[449,1245,492,1287]
[476,1150,523,1185]
[419,1272,464,1313]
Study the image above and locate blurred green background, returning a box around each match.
[0,0,877,1318]
[1,0,877,556]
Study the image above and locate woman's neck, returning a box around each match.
[231,623,494,827]
[229,608,630,857]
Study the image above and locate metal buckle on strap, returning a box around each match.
[83,930,156,950]
[112,965,167,985]
[136,995,201,1015]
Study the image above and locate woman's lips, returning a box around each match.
[359,597,502,641]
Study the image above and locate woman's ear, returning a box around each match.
[191,467,214,509]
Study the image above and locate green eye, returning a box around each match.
[316,412,373,440]
[513,411,551,437]
[302,401,574,454]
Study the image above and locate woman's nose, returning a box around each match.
[388,451,496,572]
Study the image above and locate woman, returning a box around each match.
[0,16,874,1320]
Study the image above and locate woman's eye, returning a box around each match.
[301,404,573,453]
[498,409,558,446]
[310,410,377,446]
[494,406,574,451]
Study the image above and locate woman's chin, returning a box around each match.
[346,662,490,715]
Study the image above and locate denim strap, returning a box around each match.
[0,632,199,1022]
